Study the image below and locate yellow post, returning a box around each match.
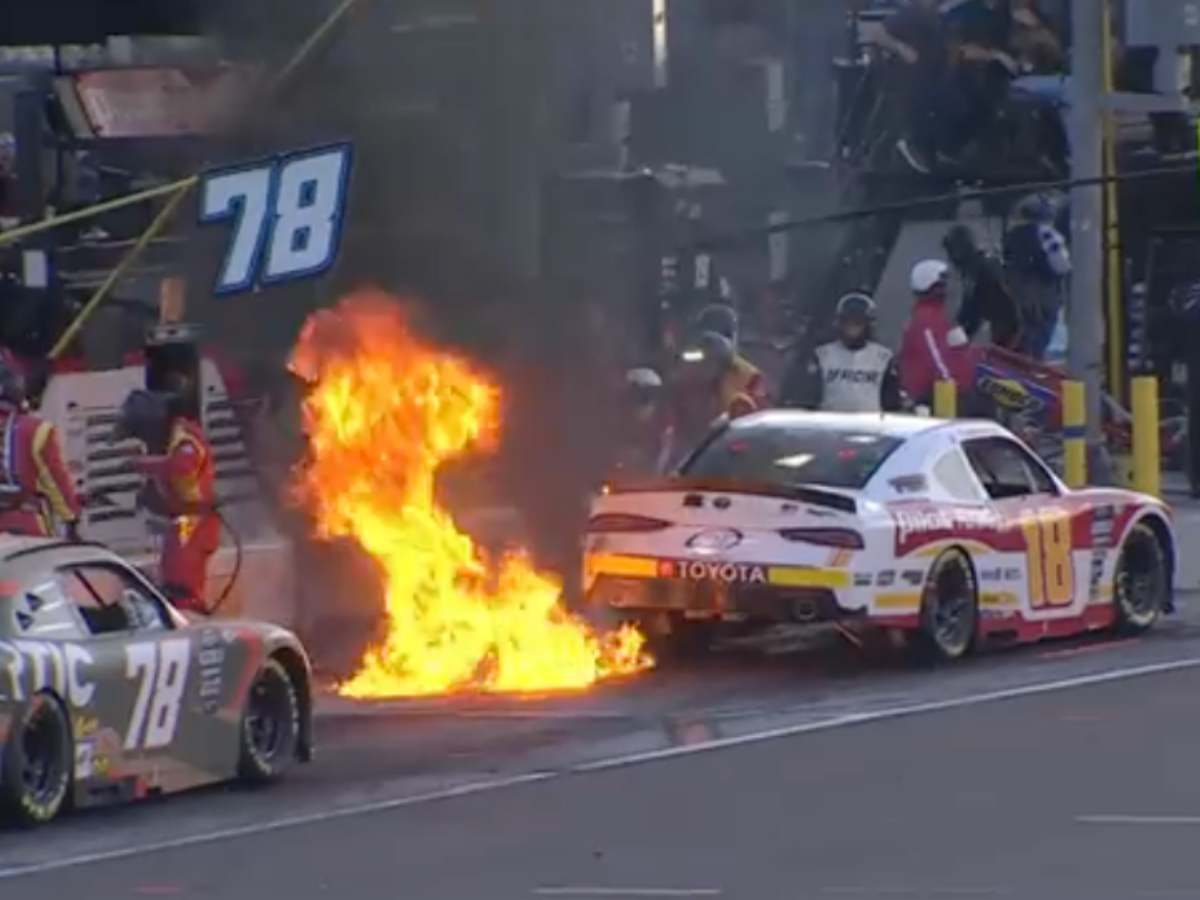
[933,380,957,419]
[1131,375,1161,497]
[1061,380,1087,488]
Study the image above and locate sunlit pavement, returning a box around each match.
[6,596,1200,899]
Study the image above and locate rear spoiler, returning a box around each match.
[603,477,858,515]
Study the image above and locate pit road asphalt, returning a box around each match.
[8,600,1200,900]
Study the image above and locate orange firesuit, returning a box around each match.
[0,404,82,537]
[134,417,218,612]
[719,354,767,418]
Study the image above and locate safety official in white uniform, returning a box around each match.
[784,293,904,413]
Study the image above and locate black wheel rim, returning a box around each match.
[19,702,65,807]
[247,673,289,762]
[1119,535,1163,619]
[933,560,974,652]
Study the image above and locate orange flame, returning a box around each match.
[290,290,650,697]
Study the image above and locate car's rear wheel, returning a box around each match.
[1113,522,1169,634]
[0,692,72,826]
[238,658,300,783]
[916,549,978,662]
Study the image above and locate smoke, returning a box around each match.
[183,0,625,587]
[191,1,538,352]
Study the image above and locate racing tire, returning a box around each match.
[915,549,979,663]
[0,692,72,826]
[237,658,300,783]
[1113,522,1169,634]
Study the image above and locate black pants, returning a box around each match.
[904,61,1009,158]
[897,63,951,156]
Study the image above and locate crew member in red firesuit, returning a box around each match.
[116,382,218,613]
[0,355,82,538]
[662,331,760,470]
[898,259,980,409]
[691,304,769,409]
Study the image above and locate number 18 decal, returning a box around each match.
[1020,508,1074,608]
[124,639,191,750]
[200,144,352,295]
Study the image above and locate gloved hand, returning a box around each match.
[946,327,969,348]
[136,483,170,517]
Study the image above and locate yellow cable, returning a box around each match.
[266,0,368,96]
[13,0,371,356]
[0,176,197,249]
[49,181,194,360]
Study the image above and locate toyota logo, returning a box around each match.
[686,529,743,554]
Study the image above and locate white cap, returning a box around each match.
[625,367,663,389]
[911,260,949,294]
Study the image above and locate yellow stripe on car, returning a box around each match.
[911,539,994,558]
[874,592,921,611]
[766,567,851,588]
[586,554,660,579]
[980,592,1019,608]
[585,554,850,589]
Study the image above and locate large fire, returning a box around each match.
[289,290,650,697]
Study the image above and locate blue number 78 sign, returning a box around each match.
[198,144,353,295]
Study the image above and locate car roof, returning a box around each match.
[0,534,82,561]
[730,410,955,439]
[0,536,124,567]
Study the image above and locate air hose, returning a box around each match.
[207,504,243,616]
[82,489,249,617]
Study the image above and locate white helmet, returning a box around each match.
[910,259,949,294]
[625,368,663,390]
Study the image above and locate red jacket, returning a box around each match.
[0,405,82,536]
[898,298,979,404]
[134,417,219,549]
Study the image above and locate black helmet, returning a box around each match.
[680,331,735,370]
[112,389,172,452]
[0,352,26,407]
[835,292,876,323]
[834,292,875,349]
[943,224,979,267]
[693,304,739,343]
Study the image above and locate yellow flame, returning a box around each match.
[290,289,650,697]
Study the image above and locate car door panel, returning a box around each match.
[0,574,146,805]
[71,634,148,806]
[52,563,201,797]
[152,621,251,789]
[962,436,1090,622]
[997,496,1085,619]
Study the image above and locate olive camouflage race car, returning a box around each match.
[0,537,313,825]
[586,412,1175,661]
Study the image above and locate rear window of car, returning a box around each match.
[682,424,903,489]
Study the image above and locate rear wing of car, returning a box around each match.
[602,477,858,515]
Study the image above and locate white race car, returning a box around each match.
[585,412,1175,661]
